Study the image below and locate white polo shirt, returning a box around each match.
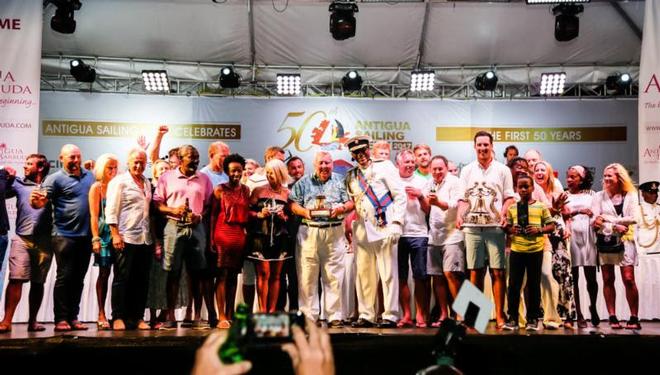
[400,174,429,237]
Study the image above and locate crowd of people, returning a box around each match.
[0,127,658,333]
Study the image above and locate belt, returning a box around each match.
[304,222,342,229]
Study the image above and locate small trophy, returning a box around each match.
[309,195,331,218]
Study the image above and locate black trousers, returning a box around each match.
[507,250,543,321]
[52,236,92,323]
[111,243,152,322]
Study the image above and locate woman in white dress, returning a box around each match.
[563,165,598,328]
[592,163,641,330]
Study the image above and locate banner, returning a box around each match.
[0,0,42,307]
[639,0,660,183]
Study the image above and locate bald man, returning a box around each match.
[30,144,95,332]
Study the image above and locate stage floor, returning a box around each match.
[1,322,658,374]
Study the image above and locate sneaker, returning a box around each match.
[525,319,539,331]
[503,320,519,331]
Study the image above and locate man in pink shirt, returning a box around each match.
[153,145,213,329]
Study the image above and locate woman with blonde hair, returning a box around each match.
[248,159,291,312]
[533,160,574,328]
[89,153,119,330]
[592,163,641,329]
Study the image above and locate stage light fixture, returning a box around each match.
[69,59,96,83]
[539,72,566,96]
[141,70,170,93]
[277,74,301,95]
[553,4,584,42]
[50,0,82,34]
[329,1,359,41]
[475,71,498,91]
[342,70,363,92]
[606,73,632,94]
[219,67,241,89]
[410,70,435,92]
[526,0,590,4]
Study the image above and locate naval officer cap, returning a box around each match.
[639,181,659,193]
[346,135,371,153]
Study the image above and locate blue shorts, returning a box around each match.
[398,236,429,280]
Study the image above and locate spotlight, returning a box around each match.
[50,0,82,34]
[606,73,632,94]
[329,1,359,41]
[141,70,170,93]
[539,72,566,96]
[527,0,590,4]
[277,74,301,95]
[410,70,435,92]
[219,67,241,89]
[342,70,363,92]
[553,4,584,42]
[475,71,498,91]
[69,59,96,83]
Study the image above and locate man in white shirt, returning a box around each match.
[424,155,465,326]
[345,136,406,328]
[395,150,431,327]
[457,131,514,328]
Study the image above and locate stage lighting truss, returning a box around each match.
[605,73,632,94]
[410,70,435,92]
[540,72,566,96]
[277,74,302,95]
[475,71,498,91]
[49,0,82,34]
[69,59,96,83]
[526,0,589,4]
[342,70,363,92]
[329,1,359,41]
[219,67,241,89]
[142,70,170,93]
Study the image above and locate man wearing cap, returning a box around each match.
[345,135,406,328]
[289,151,353,327]
[636,181,659,255]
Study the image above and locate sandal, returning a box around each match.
[28,323,46,332]
[625,316,642,330]
[416,321,428,328]
[577,318,588,329]
[54,321,72,332]
[137,320,151,330]
[216,320,231,329]
[113,319,126,331]
[608,315,622,330]
[97,321,111,331]
[396,319,413,328]
[70,320,88,331]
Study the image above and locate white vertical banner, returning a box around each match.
[0,0,42,303]
[639,0,660,183]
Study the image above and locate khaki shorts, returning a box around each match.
[8,235,53,283]
[463,227,506,270]
[427,242,465,275]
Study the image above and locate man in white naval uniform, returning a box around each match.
[345,136,406,328]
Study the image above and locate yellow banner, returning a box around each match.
[41,120,241,140]
[435,126,627,142]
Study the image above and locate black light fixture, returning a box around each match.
[526,0,590,4]
[553,4,584,42]
[329,1,359,41]
[69,59,96,82]
[342,70,363,92]
[606,73,632,94]
[50,0,82,34]
[219,67,241,89]
[475,71,498,91]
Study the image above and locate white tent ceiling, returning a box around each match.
[40,0,646,97]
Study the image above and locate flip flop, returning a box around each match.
[416,321,428,328]
[396,319,413,328]
[70,320,89,331]
[216,320,231,329]
[54,321,72,332]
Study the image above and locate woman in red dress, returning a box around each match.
[211,154,251,328]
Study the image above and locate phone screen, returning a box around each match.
[252,313,291,339]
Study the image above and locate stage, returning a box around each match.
[1,322,658,374]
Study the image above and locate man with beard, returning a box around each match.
[30,144,95,332]
[154,145,213,329]
[456,131,514,329]
[413,144,432,180]
[345,136,406,328]
[0,155,51,333]
[290,151,353,327]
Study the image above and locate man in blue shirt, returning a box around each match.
[0,154,51,333]
[31,144,95,332]
[289,151,354,327]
